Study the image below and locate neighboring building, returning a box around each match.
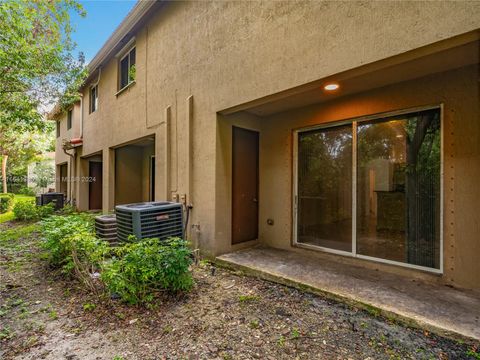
[27,151,56,193]
[49,1,480,290]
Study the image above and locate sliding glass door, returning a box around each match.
[297,125,352,252]
[295,107,442,271]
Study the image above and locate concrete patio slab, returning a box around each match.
[216,247,480,343]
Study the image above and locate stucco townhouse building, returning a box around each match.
[51,1,480,291]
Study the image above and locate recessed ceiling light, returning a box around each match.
[324,83,339,91]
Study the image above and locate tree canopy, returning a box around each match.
[0,0,87,192]
[0,0,86,127]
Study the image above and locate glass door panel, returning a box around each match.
[356,110,441,268]
[297,125,352,252]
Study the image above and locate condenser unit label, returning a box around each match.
[156,214,170,221]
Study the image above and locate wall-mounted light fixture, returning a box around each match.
[324,83,339,91]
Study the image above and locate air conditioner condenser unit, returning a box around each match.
[115,202,184,243]
[95,214,118,245]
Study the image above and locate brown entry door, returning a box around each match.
[232,127,259,244]
[89,161,103,210]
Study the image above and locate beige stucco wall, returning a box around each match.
[63,2,480,288]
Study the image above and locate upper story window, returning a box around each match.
[67,109,72,130]
[56,121,60,138]
[119,47,136,90]
[90,84,98,113]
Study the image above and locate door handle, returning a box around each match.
[253,198,258,203]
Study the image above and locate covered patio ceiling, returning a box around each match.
[220,32,479,117]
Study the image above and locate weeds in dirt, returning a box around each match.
[24,335,39,347]
[291,328,300,339]
[364,304,381,317]
[83,303,96,312]
[48,310,58,320]
[163,325,173,334]
[0,326,14,340]
[0,224,38,244]
[467,347,480,360]
[249,319,260,329]
[238,294,260,303]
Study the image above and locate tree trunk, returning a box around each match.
[2,154,8,194]
[405,114,434,267]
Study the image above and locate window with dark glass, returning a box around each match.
[90,85,98,113]
[56,121,60,138]
[67,109,72,129]
[119,47,136,90]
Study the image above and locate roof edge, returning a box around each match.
[87,1,160,72]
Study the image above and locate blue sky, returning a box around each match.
[70,1,137,64]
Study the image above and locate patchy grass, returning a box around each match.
[0,211,15,223]
[0,223,38,244]
[82,303,96,312]
[238,294,260,303]
[467,347,480,360]
[249,319,260,329]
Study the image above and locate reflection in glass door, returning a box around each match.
[297,125,352,252]
[295,107,442,271]
[356,110,441,268]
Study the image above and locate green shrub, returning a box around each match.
[0,193,14,213]
[41,214,109,290]
[102,237,193,304]
[13,200,37,220]
[57,204,76,215]
[13,200,54,221]
[37,203,55,218]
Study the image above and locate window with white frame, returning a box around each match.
[119,47,136,90]
[294,107,442,271]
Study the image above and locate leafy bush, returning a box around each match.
[37,203,55,219]
[102,237,193,304]
[13,200,54,221]
[13,200,37,220]
[57,204,76,215]
[0,193,14,213]
[41,214,109,291]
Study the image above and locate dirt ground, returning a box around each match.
[1,221,479,360]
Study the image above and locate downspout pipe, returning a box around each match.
[63,147,76,204]
[79,94,83,139]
